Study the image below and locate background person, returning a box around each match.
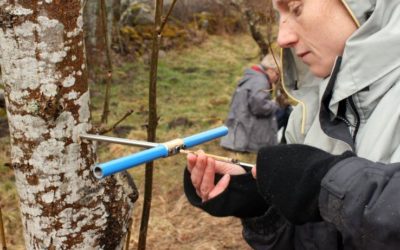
[220,54,280,152]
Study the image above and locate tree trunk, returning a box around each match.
[100,0,113,124]
[0,1,138,249]
[106,0,114,51]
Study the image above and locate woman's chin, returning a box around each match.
[310,66,331,79]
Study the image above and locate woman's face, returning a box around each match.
[273,0,357,78]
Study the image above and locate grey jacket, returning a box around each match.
[220,66,279,152]
[243,0,400,249]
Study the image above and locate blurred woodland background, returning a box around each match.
[0,0,278,249]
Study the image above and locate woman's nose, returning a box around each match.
[277,20,298,48]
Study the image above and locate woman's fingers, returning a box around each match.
[208,174,230,200]
[190,153,207,190]
[187,153,197,173]
[200,157,216,199]
[187,151,244,202]
[214,160,246,175]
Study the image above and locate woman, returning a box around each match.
[184,0,400,249]
[220,54,280,152]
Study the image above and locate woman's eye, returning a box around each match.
[288,1,303,16]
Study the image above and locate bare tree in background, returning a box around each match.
[100,0,114,124]
[231,0,275,57]
[83,0,100,81]
[0,1,138,249]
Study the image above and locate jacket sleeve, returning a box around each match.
[241,207,295,250]
[248,80,279,117]
[319,157,400,249]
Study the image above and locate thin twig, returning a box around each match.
[82,0,88,10]
[100,0,114,124]
[98,109,134,135]
[158,0,179,34]
[0,206,7,250]
[125,218,133,250]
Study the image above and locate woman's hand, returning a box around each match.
[187,151,246,202]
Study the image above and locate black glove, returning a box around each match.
[256,144,355,225]
[184,168,269,218]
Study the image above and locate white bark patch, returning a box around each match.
[65,91,78,100]
[41,190,55,203]
[37,16,60,29]
[50,112,75,139]
[10,145,24,163]
[29,139,65,173]
[5,5,34,16]
[62,74,76,88]
[26,101,40,114]
[8,90,29,106]
[40,83,58,97]
[14,21,35,37]
[0,16,67,100]
[73,123,92,142]
[9,115,47,140]
[75,91,90,123]
[14,170,43,215]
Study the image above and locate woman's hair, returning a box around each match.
[261,54,280,69]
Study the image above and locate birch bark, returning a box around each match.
[0,1,137,249]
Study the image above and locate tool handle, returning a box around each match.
[94,145,168,178]
[182,126,228,148]
[94,126,228,178]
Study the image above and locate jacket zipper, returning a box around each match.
[335,97,360,143]
[347,96,360,141]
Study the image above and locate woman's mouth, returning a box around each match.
[297,51,310,59]
[296,51,311,63]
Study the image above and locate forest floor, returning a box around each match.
[0,34,261,249]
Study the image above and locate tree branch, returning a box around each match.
[0,205,6,250]
[98,109,134,135]
[99,0,114,124]
[158,0,179,34]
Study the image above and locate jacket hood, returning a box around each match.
[238,66,267,87]
[341,0,376,27]
[331,0,400,105]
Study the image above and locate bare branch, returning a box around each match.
[98,109,135,135]
[100,0,114,124]
[124,218,133,250]
[0,206,6,250]
[158,0,179,34]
